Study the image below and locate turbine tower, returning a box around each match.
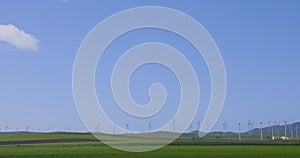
[197,120,200,132]
[148,121,152,133]
[277,121,280,137]
[222,122,227,137]
[172,120,175,132]
[126,124,129,134]
[296,124,299,140]
[260,122,263,140]
[97,123,100,133]
[250,122,254,136]
[271,123,274,138]
[284,120,287,138]
[238,122,241,141]
[272,121,276,139]
[5,125,8,133]
[290,123,294,139]
[268,121,271,133]
[247,120,251,137]
[113,124,116,134]
[274,121,277,137]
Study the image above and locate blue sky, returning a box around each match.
[0,0,299,132]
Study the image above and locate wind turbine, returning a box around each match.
[284,120,287,138]
[238,122,241,141]
[290,123,294,139]
[260,122,263,140]
[126,124,129,134]
[271,123,274,138]
[247,120,251,137]
[274,120,277,137]
[26,126,29,133]
[277,121,280,137]
[272,120,276,138]
[197,121,200,132]
[172,120,175,132]
[97,123,100,133]
[268,121,271,135]
[113,124,116,134]
[148,121,152,133]
[222,122,227,137]
[296,124,299,140]
[250,122,254,136]
[5,125,8,133]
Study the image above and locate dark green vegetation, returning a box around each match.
[0,133,300,158]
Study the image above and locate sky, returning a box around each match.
[0,0,299,133]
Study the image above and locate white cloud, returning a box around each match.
[0,24,39,51]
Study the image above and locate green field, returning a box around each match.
[0,133,95,142]
[1,133,300,157]
[1,143,300,158]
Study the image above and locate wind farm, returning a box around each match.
[1,120,300,157]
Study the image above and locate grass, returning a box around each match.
[0,143,300,158]
[0,133,95,142]
[1,133,300,157]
